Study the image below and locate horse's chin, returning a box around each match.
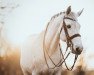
[62,39,66,42]
[72,50,81,55]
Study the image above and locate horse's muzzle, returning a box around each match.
[72,47,83,55]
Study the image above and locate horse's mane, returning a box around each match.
[51,12,63,20]
[46,11,77,30]
[50,11,77,21]
[46,12,64,27]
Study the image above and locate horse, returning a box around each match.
[20,6,83,75]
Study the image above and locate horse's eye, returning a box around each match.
[67,25,71,29]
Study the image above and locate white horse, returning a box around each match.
[20,6,83,75]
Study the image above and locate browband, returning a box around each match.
[64,17,76,21]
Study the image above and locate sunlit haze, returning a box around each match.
[1,0,94,70]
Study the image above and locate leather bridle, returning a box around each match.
[43,16,81,70]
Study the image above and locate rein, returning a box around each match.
[43,16,81,70]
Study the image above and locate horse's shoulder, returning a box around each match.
[29,32,44,40]
[23,31,44,45]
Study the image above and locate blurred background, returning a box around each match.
[0,0,94,75]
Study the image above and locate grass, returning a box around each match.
[0,50,94,75]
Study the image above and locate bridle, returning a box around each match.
[43,16,81,70]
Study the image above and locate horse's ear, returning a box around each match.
[66,6,71,15]
[77,8,84,17]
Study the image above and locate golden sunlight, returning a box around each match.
[0,0,94,75]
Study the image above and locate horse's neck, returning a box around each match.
[45,14,64,55]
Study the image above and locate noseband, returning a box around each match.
[43,16,81,70]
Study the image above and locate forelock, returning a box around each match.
[65,12,77,21]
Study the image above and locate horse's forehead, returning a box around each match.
[65,19,80,26]
[65,12,77,21]
[65,18,80,29]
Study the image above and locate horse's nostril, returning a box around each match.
[76,47,82,54]
[76,47,80,52]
